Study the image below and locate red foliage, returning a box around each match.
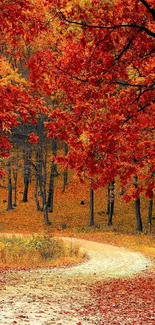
[28,132,39,144]
[1,0,154,193]
[82,274,155,324]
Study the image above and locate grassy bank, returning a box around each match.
[0,234,85,269]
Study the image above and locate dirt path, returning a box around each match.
[0,237,153,325]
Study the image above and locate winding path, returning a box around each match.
[0,237,152,325]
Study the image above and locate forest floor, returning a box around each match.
[0,176,155,260]
[0,237,155,325]
[0,176,155,324]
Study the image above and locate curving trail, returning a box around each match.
[60,237,151,278]
[0,237,152,325]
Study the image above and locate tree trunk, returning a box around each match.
[35,149,43,211]
[47,138,59,212]
[108,181,115,226]
[89,185,95,226]
[34,176,41,211]
[63,142,68,192]
[12,145,19,207]
[13,168,18,207]
[134,176,143,232]
[7,161,13,211]
[148,199,153,233]
[135,197,143,232]
[42,147,51,225]
[43,189,51,225]
[107,183,110,215]
[51,138,59,176]
[22,150,31,202]
[23,179,29,202]
[47,161,55,212]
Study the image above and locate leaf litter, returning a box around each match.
[0,237,154,325]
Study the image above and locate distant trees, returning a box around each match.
[0,0,154,232]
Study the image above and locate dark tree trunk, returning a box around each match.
[47,161,55,212]
[63,142,68,192]
[43,189,51,225]
[148,199,153,233]
[34,116,51,225]
[42,146,51,225]
[107,183,110,215]
[13,168,18,207]
[108,181,115,226]
[35,149,43,211]
[12,145,19,207]
[22,150,31,202]
[51,138,59,176]
[7,161,13,211]
[135,197,143,232]
[34,176,42,211]
[89,185,95,226]
[47,138,59,212]
[23,179,29,202]
[134,176,143,232]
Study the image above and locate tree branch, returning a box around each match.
[109,81,148,88]
[116,37,134,61]
[60,13,155,38]
[56,66,88,83]
[122,103,152,126]
[139,0,155,19]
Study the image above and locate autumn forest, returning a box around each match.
[0,1,155,324]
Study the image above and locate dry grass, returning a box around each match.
[0,234,85,269]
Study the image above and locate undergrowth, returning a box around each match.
[0,235,85,268]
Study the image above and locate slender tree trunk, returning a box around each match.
[12,145,19,207]
[7,161,13,211]
[148,199,153,233]
[42,149,51,225]
[43,189,50,225]
[35,149,43,211]
[107,183,110,215]
[47,138,59,212]
[23,179,29,202]
[134,176,143,232]
[63,142,68,192]
[135,197,143,232]
[22,150,31,202]
[108,181,115,226]
[35,116,51,224]
[51,138,59,176]
[34,176,41,211]
[47,161,55,212]
[89,185,95,226]
[13,169,18,207]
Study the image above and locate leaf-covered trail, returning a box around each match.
[0,237,154,325]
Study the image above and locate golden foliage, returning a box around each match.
[0,57,26,86]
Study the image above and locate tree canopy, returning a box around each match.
[1,0,154,199]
